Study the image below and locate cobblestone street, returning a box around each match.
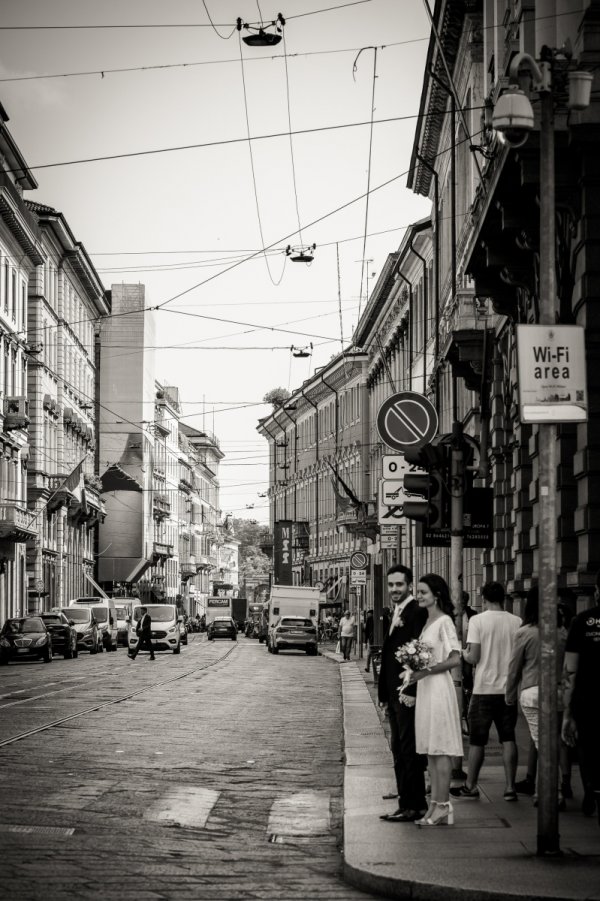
[0,635,387,900]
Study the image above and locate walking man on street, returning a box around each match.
[378,563,428,821]
[451,581,521,801]
[562,571,600,820]
[338,610,356,661]
[129,606,155,661]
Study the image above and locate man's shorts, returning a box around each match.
[468,694,518,746]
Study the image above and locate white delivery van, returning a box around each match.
[69,597,118,651]
[127,603,182,655]
[266,585,320,656]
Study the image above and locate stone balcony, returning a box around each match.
[0,502,38,541]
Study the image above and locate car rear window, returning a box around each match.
[41,615,63,624]
[280,618,313,627]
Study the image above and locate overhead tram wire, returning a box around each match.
[22,126,485,342]
[201,0,237,39]
[282,28,306,250]
[237,30,287,286]
[0,1,373,31]
[0,3,576,34]
[12,109,487,173]
[0,36,429,85]
[353,45,378,323]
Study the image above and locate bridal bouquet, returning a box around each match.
[395,639,433,706]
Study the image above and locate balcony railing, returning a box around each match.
[152,541,174,560]
[0,502,38,541]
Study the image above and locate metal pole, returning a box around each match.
[450,422,464,623]
[537,82,560,857]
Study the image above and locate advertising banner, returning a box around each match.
[274,520,293,585]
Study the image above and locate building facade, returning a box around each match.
[0,104,43,623]
[258,350,370,612]
[25,202,108,611]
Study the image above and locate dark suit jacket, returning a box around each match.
[136,613,152,637]
[377,598,428,706]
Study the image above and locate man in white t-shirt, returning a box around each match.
[450,582,521,801]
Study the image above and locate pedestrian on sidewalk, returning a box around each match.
[451,581,521,802]
[129,606,155,660]
[562,571,600,822]
[406,574,462,826]
[338,610,356,661]
[364,609,374,673]
[378,564,428,822]
[505,586,567,809]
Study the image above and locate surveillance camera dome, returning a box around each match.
[492,86,535,148]
[497,128,530,149]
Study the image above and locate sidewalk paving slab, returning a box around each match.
[323,649,600,901]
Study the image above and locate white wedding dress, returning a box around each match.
[415,614,463,757]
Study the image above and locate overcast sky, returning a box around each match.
[0,0,432,523]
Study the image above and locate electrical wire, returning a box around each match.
[282,29,304,246]
[201,0,237,40]
[237,31,287,286]
[0,37,429,84]
[22,126,483,346]
[13,107,486,174]
[0,1,373,31]
[336,242,344,351]
[353,45,377,323]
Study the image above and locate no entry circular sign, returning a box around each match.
[376,391,438,451]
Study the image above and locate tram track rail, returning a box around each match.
[0,641,238,749]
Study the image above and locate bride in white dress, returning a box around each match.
[407,573,462,826]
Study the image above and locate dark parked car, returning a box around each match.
[268,616,318,655]
[41,612,78,659]
[207,616,237,641]
[0,616,53,664]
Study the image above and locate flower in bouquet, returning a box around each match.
[395,639,433,705]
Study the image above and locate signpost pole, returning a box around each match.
[537,85,559,857]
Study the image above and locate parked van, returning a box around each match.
[114,599,135,646]
[68,597,118,651]
[127,603,182,655]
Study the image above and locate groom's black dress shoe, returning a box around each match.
[379,808,424,822]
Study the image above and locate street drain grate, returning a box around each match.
[0,824,75,836]
[355,730,382,736]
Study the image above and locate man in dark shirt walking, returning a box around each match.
[562,572,600,820]
[378,563,428,821]
[129,606,155,660]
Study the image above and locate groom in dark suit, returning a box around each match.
[378,563,428,821]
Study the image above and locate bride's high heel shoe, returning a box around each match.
[415,801,438,825]
[421,801,454,825]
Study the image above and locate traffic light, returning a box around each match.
[402,442,450,528]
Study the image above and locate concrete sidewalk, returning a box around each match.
[326,651,600,901]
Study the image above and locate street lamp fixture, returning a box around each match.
[236,13,285,47]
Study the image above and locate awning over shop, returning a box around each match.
[125,556,153,583]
